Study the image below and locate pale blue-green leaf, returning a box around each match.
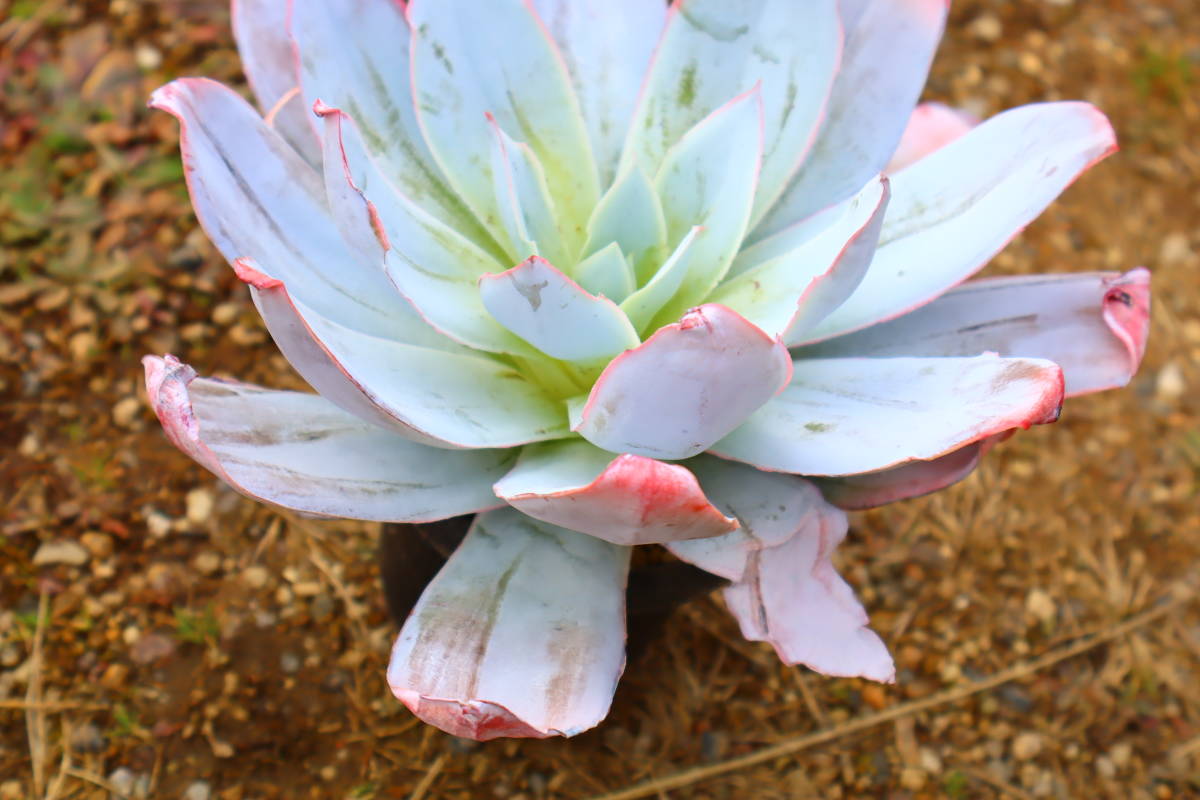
[621,0,840,225]
[409,0,599,246]
[489,119,574,268]
[290,0,501,257]
[583,165,668,284]
[387,508,629,739]
[479,256,639,363]
[799,102,1118,344]
[573,243,636,304]
[754,0,948,240]
[531,0,667,187]
[144,355,513,522]
[648,89,764,328]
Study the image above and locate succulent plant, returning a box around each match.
[144,0,1149,739]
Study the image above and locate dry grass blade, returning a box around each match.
[0,701,107,712]
[407,753,446,800]
[587,586,1194,800]
[24,589,50,800]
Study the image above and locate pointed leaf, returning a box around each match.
[619,226,702,333]
[409,0,599,243]
[754,0,947,239]
[710,176,890,340]
[666,457,829,582]
[886,102,979,173]
[648,89,764,327]
[479,256,640,363]
[574,243,636,304]
[290,0,498,253]
[494,440,738,546]
[801,102,1118,343]
[622,0,840,223]
[530,0,667,187]
[713,354,1064,476]
[723,500,895,681]
[797,268,1152,398]
[573,304,792,460]
[812,435,1012,511]
[144,355,514,522]
[231,0,319,164]
[317,106,539,357]
[388,508,629,740]
[235,260,569,449]
[583,165,668,283]
[149,79,409,339]
[489,118,574,266]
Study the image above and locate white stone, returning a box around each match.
[33,540,90,567]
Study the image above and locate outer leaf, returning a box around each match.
[290,0,498,253]
[622,0,840,223]
[234,259,569,449]
[583,165,668,284]
[665,457,829,582]
[798,269,1152,398]
[317,105,539,357]
[479,256,640,363]
[573,304,793,460]
[530,0,667,187]
[801,102,1119,344]
[723,500,895,682]
[710,176,889,340]
[231,0,319,164]
[149,79,408,339]
[144,355,514,522]
[387,508,629,740]
[813,434,1011,511]
[712,354,1064,476]
[488,118,574,266]
[754,0,947,239]
[409,0,599,243]
[493,440,738,546]
[886,101,979,173]
[648,89,764,327]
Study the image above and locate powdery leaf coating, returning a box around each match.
[798,268,1152,398]
[387,509,629,740]
[573,304,793,460]
[143,355,513,521]
[713,354,1065,476]
[494,440,738,546]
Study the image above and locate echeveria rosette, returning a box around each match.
[143,0,1151,740]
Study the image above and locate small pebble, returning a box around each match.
[1095,755,1116,778]
[1156,362,1186,403]
[970,14,1002,42]
[185,488,214,525]
[182,780,211,800]
[243,565,271,589]
[69,722,106,754]
[108,768,136,797]
[1025,588,1057,625]
[193,551,222,576]
[1013,732,1043,760]
[1108,741,1133,768]
[280,652,301,674]
[146,511,172,538]
[100,662,130,690]
[80,531,115,559]
[112,396,142,428]
[131,632,176,665]
[899,766,927,790]
[33,540,90,567]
